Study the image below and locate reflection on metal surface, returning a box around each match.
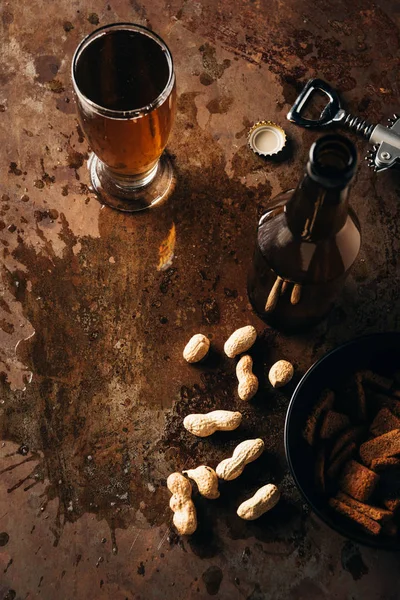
[14,330,35,390]
[157,223,176,271]
[291,283,302,305]
[265,278,303,312]
[281,280,290,295]
[264,276,283,312]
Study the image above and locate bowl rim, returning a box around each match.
[284,331,400,550]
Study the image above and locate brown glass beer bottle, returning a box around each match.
[248,134,361,332]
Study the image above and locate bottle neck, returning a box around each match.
[285,173,350,242]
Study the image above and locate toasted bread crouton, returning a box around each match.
[339,460,379,502]
[370,408,400,437]
[320,411,350,441]
[303,389,335,446]
[335,491,392,523]
[329,498,381,535]
[360,429,400,466]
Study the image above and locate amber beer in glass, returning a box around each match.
[72,23,176,212]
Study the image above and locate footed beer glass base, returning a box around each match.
[88,153,175,212]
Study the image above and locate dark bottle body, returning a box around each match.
[248,135,361,332]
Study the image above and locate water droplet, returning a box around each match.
[17,444,29,456]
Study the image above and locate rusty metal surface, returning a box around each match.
[1,0,400,598]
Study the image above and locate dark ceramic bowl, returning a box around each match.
[285,331,400,550]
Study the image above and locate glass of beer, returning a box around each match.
[72,23,176,212]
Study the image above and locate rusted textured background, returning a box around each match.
[1,0,400,598]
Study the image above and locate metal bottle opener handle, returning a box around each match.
[287,78,400,172]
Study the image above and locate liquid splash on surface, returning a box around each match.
[0,279,35,391]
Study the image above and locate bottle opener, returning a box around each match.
[287,78,400,172]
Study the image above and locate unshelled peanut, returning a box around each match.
[224,325,257,358]
[216,438,264,481]
[268,360,294,388]
[183,334,210,363]
[167,472,197,535]
[183,410,242,437]
[183,466,220,499]
[237,484,280,520]
[236,355,258,401]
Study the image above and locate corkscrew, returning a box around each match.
[287,78,400,172]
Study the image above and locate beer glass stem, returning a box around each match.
[87,152,174,212]
[97,160,159,190]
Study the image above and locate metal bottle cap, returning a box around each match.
[248,121,286,156]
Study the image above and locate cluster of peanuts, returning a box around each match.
[167,326,294,535]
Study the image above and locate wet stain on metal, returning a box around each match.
[2,11,14,26]
[341,541,369,580]
[201,565,223,595]
[88,12,100,25]
[8,163,22,177]
[201,298,220,325]
[34,55,60,84]
[199,43,231,86]
[0,531,9,546]
[46,80,65,94]
[63,21,74,32]
[67,149,87,171]
[206,94,234,115]
[4,558,13,573]
[76,124,85,143]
